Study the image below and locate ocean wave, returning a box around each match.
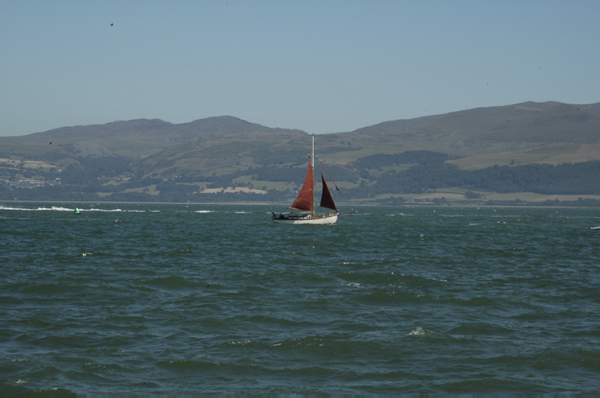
[2,204,599,395]
[0,205,149,213]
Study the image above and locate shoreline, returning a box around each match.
[2,199,600,209]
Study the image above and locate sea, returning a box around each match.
[1,202,599,396]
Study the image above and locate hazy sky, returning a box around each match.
[2,1,599,136]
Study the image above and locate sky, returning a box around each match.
[1,1,599,137]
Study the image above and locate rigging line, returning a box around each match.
[317,156,354,211]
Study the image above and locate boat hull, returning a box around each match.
[273,214,338,225]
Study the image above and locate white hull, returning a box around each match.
[273,214,338,225]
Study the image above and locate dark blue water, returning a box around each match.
[1,203,599,395]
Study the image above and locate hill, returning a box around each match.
[2,101,600,205]
[343,101,600,167]
[0,116,307,160]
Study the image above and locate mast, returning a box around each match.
[311,135,315,217]
[289,137,314,213]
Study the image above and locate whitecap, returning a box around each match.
[13,206,72,212]
[407,327,429,336]
[428,277,447,282]
[0,206,28,211]
[228,340,250,346]
[50,206,73,211]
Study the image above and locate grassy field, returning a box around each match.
[0,157,57,170]
[369,188,600,205]
[447,144,600,170]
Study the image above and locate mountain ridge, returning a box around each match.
[2,101,600,204]
[0,115,309,160]
[350,101,600,149]
[1,100,600,173]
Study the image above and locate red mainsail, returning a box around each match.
[319,172,337,211]
[290,159,314,212]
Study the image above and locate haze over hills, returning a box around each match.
[1,101,600,205]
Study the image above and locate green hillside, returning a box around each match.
[2,101,600,206]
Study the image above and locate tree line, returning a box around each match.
[344,152,600,197]
[3,150,600,204]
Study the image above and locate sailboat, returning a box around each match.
[272,135,355,225]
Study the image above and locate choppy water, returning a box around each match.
[1,202,599,395]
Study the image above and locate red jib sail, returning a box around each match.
[290,159,314,212]
[319,172,337,211]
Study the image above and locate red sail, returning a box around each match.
[319,172,337,211]
[290,160,313,212]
